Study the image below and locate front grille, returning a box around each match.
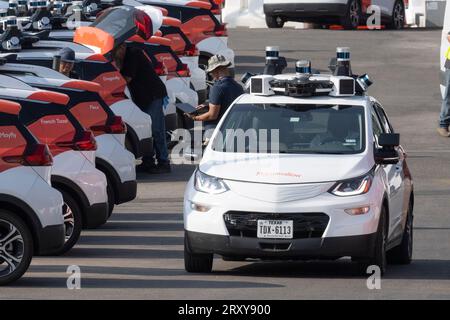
[224,211,329,239]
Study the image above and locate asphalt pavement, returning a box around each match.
[1,28,449,300]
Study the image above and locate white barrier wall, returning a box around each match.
[222,0,309,29]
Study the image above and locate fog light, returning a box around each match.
[345,206,370,215]
[190,202,210,213]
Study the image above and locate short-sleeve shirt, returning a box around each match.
[206,76,244,126]
[121,47,167,110]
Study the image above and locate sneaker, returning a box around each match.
[437,127,450,137]
[147,162,171,174]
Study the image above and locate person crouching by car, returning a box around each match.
[188,54,243,131]
[112,43,171,174]
[438,31,450,137]
[56,47,79,79]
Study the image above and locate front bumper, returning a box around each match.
[36,223,65,255]
[263,2,347,19]
[84,202,109,229]
[116,180,137,205]
[186,230,377,259]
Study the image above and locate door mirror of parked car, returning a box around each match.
[375,133,400,165]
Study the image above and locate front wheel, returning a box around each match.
[386,0,405,30]
[184,234,213,273]
[265,15,284,28]
[366,207,388,275]
[340,0,362,30]
[51,191,82,255]
[387,200,413,264]
[0,210,33,286]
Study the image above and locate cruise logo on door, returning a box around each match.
[40,118,69,125]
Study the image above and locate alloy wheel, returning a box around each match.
[349,1,360,28]
[393,3,404,29]
[63,202,75,243]
[0,220,24,278]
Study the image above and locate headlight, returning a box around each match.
[194,170,229,194]
[330,173,373,197]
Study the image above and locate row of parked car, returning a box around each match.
[0,0,232,285]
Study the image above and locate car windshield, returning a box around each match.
[212,103,366,154]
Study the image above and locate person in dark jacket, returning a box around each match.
[112,43,170,173]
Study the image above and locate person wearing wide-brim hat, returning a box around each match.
[57,47,79,79]
[189,54,243,128]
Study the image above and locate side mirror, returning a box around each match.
[378,133,399,148]
[375,133,400,165]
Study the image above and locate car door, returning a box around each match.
[371,102,405,242]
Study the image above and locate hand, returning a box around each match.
[184,113,196,120]
[196,104,206,110]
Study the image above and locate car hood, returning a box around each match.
[199,152,373,184]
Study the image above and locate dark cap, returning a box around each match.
[59,47,75,63]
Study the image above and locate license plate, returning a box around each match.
[257,220,293,239]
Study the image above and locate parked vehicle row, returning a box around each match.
[0,0,233,285]
[263,0,408,30]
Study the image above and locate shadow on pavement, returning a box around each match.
[136,164,196,183]
[220,259,450,280]
[62,247,184,259]
[79,235,184,246]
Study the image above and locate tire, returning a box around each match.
[265,15,284,28]
[51,191,82,255]
[125,135,136,157]
[387,200,413,264]
[106,178,115,218]
[364,207,388,275]
[184,233,213,273]
[386,0,405,30]
[0,210,33,286]
[340,0,362,30]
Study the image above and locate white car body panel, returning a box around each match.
[180,55,207,92]
[52,150,108,207]
[166,77,198,106]
[96,134,136,183]
[110,98,153,141]
[197,37,235,67]
[0,166,63,228]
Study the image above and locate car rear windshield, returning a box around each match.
[212,103,366,154]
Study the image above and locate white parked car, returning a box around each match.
[0,99,64,285]
[263,0,407,29]
[0,62,137,216]
[183,61,414,274]
[0,75,109,254]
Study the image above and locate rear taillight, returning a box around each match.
[56,131,97,151]
[214,24,227,37]
[75,131,97,151]
[184,44,199,56]
[155,61,168,76]
[91,116,127,134]
[177,63,191,77]
[4,143,53,166]
[211,8,221,15]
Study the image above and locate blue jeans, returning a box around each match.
[440,69,450,128]
[142,98,169,165]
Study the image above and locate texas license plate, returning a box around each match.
[257,220,293,239]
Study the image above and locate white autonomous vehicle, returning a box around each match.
[183,48,414,275]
